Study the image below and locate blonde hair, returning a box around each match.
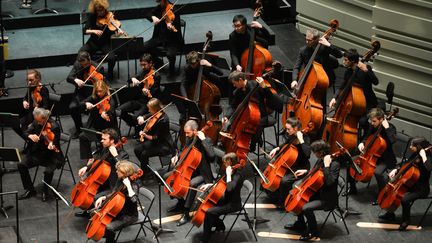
[88,0,109,14]
[92,80,110,99]
[115,160,136,177]
[222,152,239,167]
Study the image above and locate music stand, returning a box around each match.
[42,180,68,243]
[147,165,176,237]
[171,94,204,122]
[0,147,20,218]
[197,52,230,70]
[0,113,19,172]
[33,0,58,15]
[111,36,144,79]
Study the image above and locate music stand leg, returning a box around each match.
[342,162,361,219]
[152,183,175,238]
[52,198,67,243]
[33,0,58,15]
[0,168,13,218]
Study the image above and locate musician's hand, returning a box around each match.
[236,65,242,72]
[85,102,94,110]
[75,78,85,88]
[78,166,88,177]
[123,177,136,197]
[137,116,145,125]
[92,30,103,37]
[23,100,30,109]
[95,196,106,208]
[323,155,332,167]
[269,147,279,158]
[382,119,390,129]
[170,154,179,167]
[319,37,331,47]
[389,169,397,179]
[357,62,368,72]
[117,29,125,35]
[226,166,233,182]
[296,131,304,144]
[329,98,336,109]
[28,134,39,143]
[294,169,307,177]
[420,149,427,163]
[101,111,110,121]
[222,117,229,125]
[131,78,140,87]
[199,183,213,191]
[255,77,266,88]
[196,131,206,141]
[358,143,365,153]
[290,80,298,89]
[200,59,212,67]
[47,142,56,150]
[142,88,150,96]
[151,16,160,25]
[166,22,174,30]
[87,158,94,166]
[108,145,118,157]
[250,21,262,29]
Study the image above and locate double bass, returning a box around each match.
[378,146,432,211]
[284,147,346,215]
[282,19,339,134]
[322,41,381,153]
[261,123,313,192]
[349,108,398,182]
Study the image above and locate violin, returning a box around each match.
[83,64,104,85]
[261,123,313,192]
[139,102,173,142]
[161,0,178,32]
[349,108,399,182]
[31,85,43,107]
[191,163,242,227]
[282,19,339,135]
[323,41,381,153]
[96,96,111,122]
[284,146,346,215]
[36,105,60,153]
[164,123,211,199]
[140,69,156,98]
[97,11,125,35]
[378,146,432,211]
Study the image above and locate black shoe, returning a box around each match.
[371,201,379,206]
[167,202,184,213]
[72,130,81,139]
[299,233,319,241]
[215,222,225,232]
[342,186,357,197]
[177,213,190,226]
[284,221,307,232]
[378,212,396,221]
[18,190,36,200]
[398,222,409,231]
[75,210,90,218]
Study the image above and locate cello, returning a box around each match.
[322,41,381,153]
[284,147,346,215]
[349,108,399,182]
[261,123,313,192]
[378,146,432,211]
[282,19,339,134]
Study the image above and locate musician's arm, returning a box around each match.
[292,49,304,82]
[365,64,379,85]
[107,97,117,118]
[228,33,241,68]
[327,44,343,58]
[149,73,162,97]
[385,123,397,145]
[424,154,432,172]
[255,25,270,49]
[52,122,61,147]
[323,159,339,187]
[300,136,312,158]
[201,137,215,163]
[67,62,80,87]
[225,173,241,194]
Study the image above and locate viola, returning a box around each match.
[282,19,339,135]
[83,65,104,85]
[31,85,43,107]
[191,164,242,227]
[323,41,381,153]
[349,108,399,182]
[284,147,346,215]
[161,0,178,32]
[140,111,163,142]
[261,123,313,192]
[96,96,111,122]
[378,146,431,211]
[41,121,60,153]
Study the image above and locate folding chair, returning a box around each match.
[48,93,63,132]
[115,187,159,243]
[416,185,432,228]
[221,179,258,243]
[320,176,350,234]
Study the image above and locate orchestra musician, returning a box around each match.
[223,70,283,150]
[348,108,397,200]
[134,98,175,175]
[378,137,431,230]
[229,14,270,72]
[80,0,121,81]
[329,48,379,137]
[198,152,244,243]
[143,0,184,77]
[92,160,140,243]
[116,53,161,137]
[17,107,64,202]
[286,140,340,241]
[13,69,50,142]
[75,128,129,218]
[166,120,215,226]
[78,80,118,163]
[67,51,103,139]
[266,117,311,208]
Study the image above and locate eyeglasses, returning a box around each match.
[232,24,244,29]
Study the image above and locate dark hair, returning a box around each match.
[222,152,239,167]
[344,49,360,63]
[311,140,330,155]
[140,53,153,63]
[410,137,431,153]
[101,128,119,143]
[285,117,302,129]
[232,15,247,25]
[228,70,246,83]
[77,51,91,62]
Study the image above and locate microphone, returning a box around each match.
[386,82,395,104]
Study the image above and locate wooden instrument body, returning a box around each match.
[350,135,387,182]
[164,146,203,199]
[284,168,324,215]
[191,179,227,227]
[262,145,299,192]
[84,65,104,83]
[378,163,420,211]
[240,43,273,80]
[323,84,366,153]
[283,61,329,134]
[187,79,221,120]
[71,160,111,210]
[86,191,126,241]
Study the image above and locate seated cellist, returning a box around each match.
[378,137,431,230]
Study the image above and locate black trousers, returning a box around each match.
[348,160,389,194]
[183,175,205,211]
[117,100,148,127]
[79,41,116,77]
[143,38,177,74]
[104,214,138,243]
[202,202,241,242]
[298,200,324,236]
[69,93,87,132]
[134,140,172,173]
[79,131,101,160]
[400,187,430,223]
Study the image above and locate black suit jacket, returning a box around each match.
[127,69,161,104]
[146,3,184,47]
[362,123,397,168]
[81,95,118,131]
[317,158,340,211]
[146,113,176,155]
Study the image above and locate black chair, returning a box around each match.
[416,185,432,228]
[32,132,75,190]
[115,187,159,243]
[221,179,258,243]
[320,176,350,234]
[48,93,63,132]
[261,112,279,149]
